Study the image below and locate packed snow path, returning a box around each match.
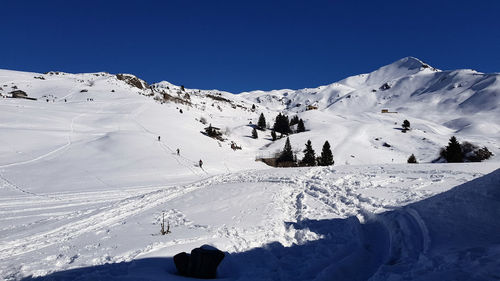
[1,163,498,280]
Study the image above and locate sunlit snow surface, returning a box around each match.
[0,59,499,280]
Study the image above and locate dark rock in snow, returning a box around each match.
[10,90,27,98]
[116,73,148,90]
[10,90,36,100]
[379,83,391,91]
[174,245,225,279]
[173,252,190,276]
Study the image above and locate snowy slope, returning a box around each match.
[0,70,270,194]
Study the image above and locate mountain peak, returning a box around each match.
[337,57,436,89]
[392,56,434,71]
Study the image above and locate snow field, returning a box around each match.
[1,163,498,280]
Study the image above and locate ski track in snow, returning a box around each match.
[0,111,86,170]
[130,107,208,179]
[0,180,204,260]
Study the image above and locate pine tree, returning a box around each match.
[443,136,463,162]
[297,119,305,133]
[251,104,256,111]
[301,140,316,166]
[319,141,334,166]
[271,130,277,141]
[273,113,291,134]
[278,137,294,163]
[407,154,418,163]
[290,115,300,126]
[180,85,185,91]
[252,127,258,139]
[402,120,410,131]
[257,113,266,130]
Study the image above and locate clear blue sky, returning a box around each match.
[1,0,499,93]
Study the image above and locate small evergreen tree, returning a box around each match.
[278,137,294,163]
[290,115,300,126]
[319,141,334,166]
[407,154,418,163]
[297,119,305,133]
[251,104,256,111]
[402,120,410,131]
[257,113,266,130]
[180,85,185,91]
[271,130,277,141]
[443,136,463,162]
[301,140,316,166]
[252,127,258,139]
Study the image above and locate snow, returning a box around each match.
[2,164,498,280]
[0,58,499,280]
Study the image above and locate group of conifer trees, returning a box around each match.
[252,113,306,139]
[253,115,492,165]
[277,137,334,167]
[273,113,305,135]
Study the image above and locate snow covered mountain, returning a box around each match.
[1,56,498,175]
[0,58,499,280]
[240,57,499,135]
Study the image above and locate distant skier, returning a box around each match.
[177,148,180,155]
[158,136,161,141]
[199,159,203,168]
